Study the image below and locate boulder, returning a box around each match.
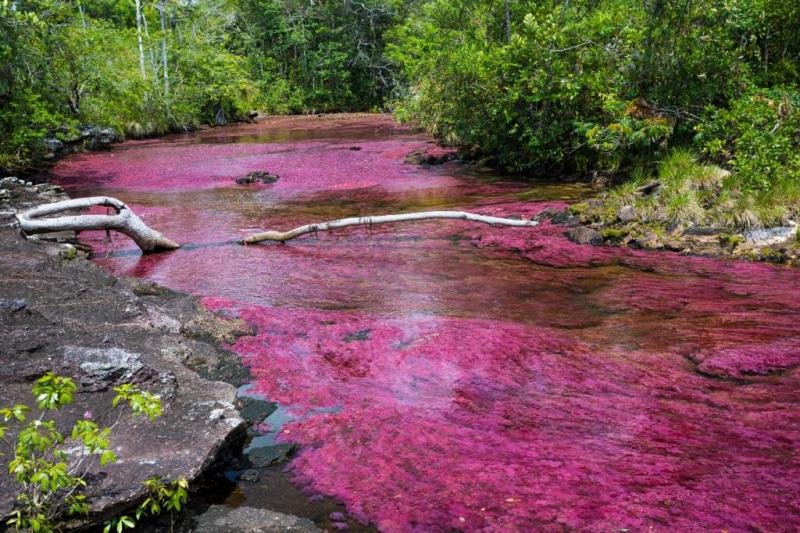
[743,224,797,247]
[235,171,280,185]
[188,506,319,533]
[550,210,580,226]
[43,138,65,153]
[245,442,296,467]
[63,346,144,386]
[237,396,278,424]
[80,126,119,150]
[633,232,662,250]
[0,216,247,524]
[565,226,603,245]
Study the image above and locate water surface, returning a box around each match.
[52,114,800,532]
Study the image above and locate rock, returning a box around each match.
[343,329,371,342]
[633,232,662,250]
[617,205,637,222]
[43,138,64,153]
[0,177,23,188]
[663,239,687,252]
[238,469,261,483]
[0,214,246,525]
[550,210,580,226]
[0,298,27,314]
[743,224,797,247]
[80,125,119,150]
[237,397,278,424]
[564,226,603,245]
[63,346,144,384]
[235,171,280,185]
[246,442,296,467]
[348,146,362,151]
[189,505,320,533]
[590,172,608,188]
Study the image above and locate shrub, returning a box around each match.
[1,373,163,532]
[697,88,800,192]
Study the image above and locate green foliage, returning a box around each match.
[102,476,188,533]
[1,374,164,532]
[697,88,800,192]
[389,0,800,198]
[234,0,403,113]
[112,384,162,421]
[0,0,405,170]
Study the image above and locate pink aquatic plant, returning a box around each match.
[52,114,800,532]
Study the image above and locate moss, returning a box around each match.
[719,233,745,249]
[601,228,629,242]
[760,247,786,263]
[568,202,589,215]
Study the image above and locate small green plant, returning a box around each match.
[719,233,746,250]
[1,373,163,532]
[103,476,188,533]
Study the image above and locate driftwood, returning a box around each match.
[241,211,539,244]
[17,196,179,253]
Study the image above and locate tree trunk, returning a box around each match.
[17,197,179,253]
[158,0,169,96]
[241,211,539,244]
[503,0,512,43]
[134,0,147,80]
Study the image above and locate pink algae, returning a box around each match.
[51,114,800,532]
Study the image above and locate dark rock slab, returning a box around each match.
[246,443,296,467]
[237,397,278,424]
[0,188,247,524]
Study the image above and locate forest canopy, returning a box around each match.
[2,0,799,216]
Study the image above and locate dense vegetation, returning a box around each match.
[0,0,405,170]
[2,0,799,228]
[388,0,800,228]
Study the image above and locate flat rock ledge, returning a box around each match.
[0,180,255,526]
[182,506,320,533]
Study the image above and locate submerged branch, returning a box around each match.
[241,210,539,244]
[17,196,180,253]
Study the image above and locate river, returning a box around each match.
[51,114,800,532]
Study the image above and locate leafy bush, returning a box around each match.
[697,88,800,192]
[1,373,163,532]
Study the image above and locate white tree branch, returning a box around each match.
[241,210,538,244]
[16,196,180,253]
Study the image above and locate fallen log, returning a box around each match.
[17,196,180,253]
[241,210,539,244]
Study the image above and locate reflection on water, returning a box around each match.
[52,114,800,532]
